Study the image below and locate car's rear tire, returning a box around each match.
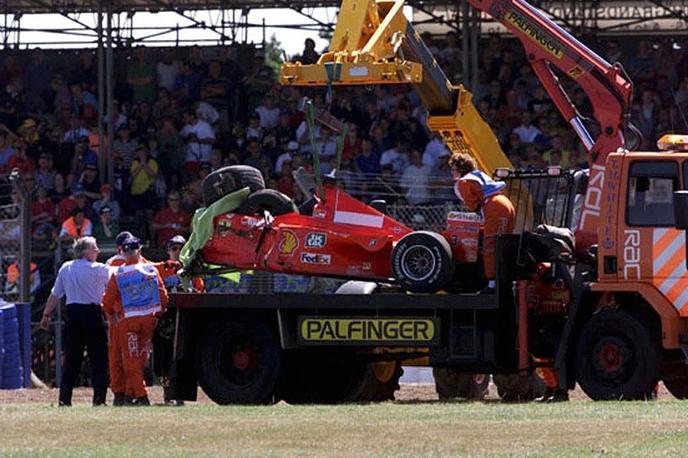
[238,189,299,216]
[391,231,454,293]
[198,320,281,405]
[202,165,266,206]
[575,310,660,400]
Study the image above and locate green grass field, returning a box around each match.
[2,399,688,457]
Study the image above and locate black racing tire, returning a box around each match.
[198,320,281,405]
[238,189,299,216]
[433,368,489,401]
[494,373,545,402]
[575,310,661,401]
[202,165,266,206]
[391,231,454,293]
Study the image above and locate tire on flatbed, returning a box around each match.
[575,310,660,400]
[238,189,299,216]
[391,231,454,294]
[198,320,281,405]
[202,165,266,206]
[433,368,489,401]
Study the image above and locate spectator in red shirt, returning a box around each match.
[7,140,36,174]
[151,190,191,248]
[58,184,95,224]
[31,185,56,240]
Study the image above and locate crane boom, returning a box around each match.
[463,0,636,248]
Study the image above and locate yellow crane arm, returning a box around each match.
[279,0,511,172]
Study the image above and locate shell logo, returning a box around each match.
[279,229,298,256]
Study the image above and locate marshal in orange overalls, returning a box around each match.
[103,260,168,400]
[455,170,515,280]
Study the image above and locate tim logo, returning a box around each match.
[305,232,327,249]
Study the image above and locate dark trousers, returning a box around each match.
[59,303,108,405]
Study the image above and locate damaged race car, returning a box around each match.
[193,165,480,293]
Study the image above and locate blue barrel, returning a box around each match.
[0,304,22,389]
[0,307,4,383]
[16,304,31,388]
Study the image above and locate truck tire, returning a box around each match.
[198,320,281,405]
[575,310,660,400]
[345,361,404,402]
[391,231,454,293]
[238,189,299,217]
[493,373,545,402]
[662,356,688,399]
[433,368,489,401]
[279,355,368,404]
[202,165,265,206]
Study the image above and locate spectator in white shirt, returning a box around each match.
[380,140,410,175]
[314,127,338,158]
[156,49,179,91]
[255,96,280,129]
[512,111,541,144]
[400,150,433,205]
[180,109,215,167]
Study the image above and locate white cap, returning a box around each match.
[287,140,299,151]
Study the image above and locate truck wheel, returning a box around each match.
[662,356,688,399]
[433,368,489,401]
[198,320,281,405]
[391,231,454,293]
[494,373,545,402]
[345,362,404,402]
[238,189,299,216]
[575,310,660,400]
[202,165,266,206]
[279,356,368,404]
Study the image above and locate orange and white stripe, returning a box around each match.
[652,228,688,313]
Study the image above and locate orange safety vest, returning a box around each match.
[62,216,92,237]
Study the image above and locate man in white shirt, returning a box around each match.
[422,135,450,169]
[512,111,541,144]
[314,127,338,158]
[254,96,280,129]
[400,150,433,205]
[40,236,110,406]
[180,109,215,167]
[380,141,410,175]
[156,49,179,91]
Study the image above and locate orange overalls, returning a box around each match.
[103,259,168,399]
[456,171,515,279]
[105,256,127,397]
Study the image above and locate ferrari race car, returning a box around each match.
[196,165,480,293]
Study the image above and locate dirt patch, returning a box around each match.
[0,382,674,405]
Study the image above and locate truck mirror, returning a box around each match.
[673,191,688,229]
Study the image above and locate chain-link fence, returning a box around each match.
[0,201,21,303]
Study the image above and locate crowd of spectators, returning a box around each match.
[1,33,687,248]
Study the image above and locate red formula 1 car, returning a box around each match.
[197,165,479,293]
